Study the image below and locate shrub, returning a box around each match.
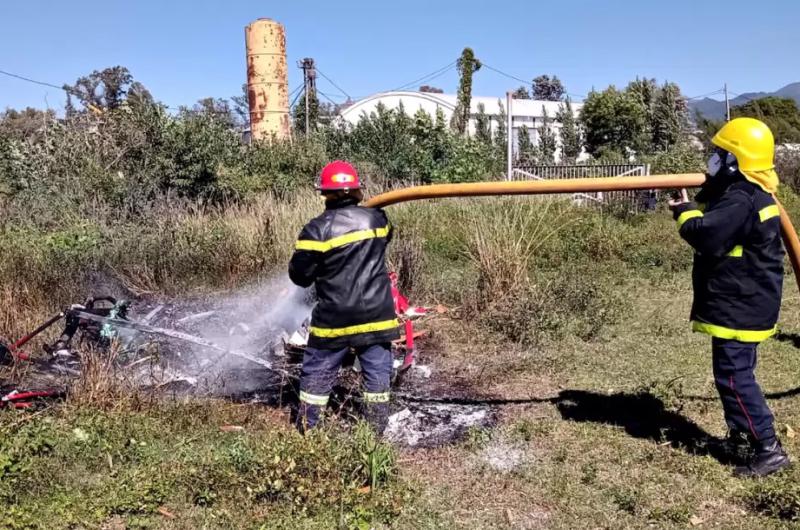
[479,267,629,345]
[643,142,705,175]
[777,147,800,194]
[457,197,631,344]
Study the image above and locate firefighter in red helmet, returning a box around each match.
[289,161,400,433]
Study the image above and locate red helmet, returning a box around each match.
[318,160,360,191]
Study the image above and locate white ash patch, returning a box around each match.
[385,404,492,447]
[480,439,525,472]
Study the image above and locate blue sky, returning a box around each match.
[1,0,798,111]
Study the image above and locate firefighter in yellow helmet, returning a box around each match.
[669,118,789,477]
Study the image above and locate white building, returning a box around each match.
[338,91,583,161]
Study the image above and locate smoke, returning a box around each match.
[196,275,312,354]
[133,275,313,395]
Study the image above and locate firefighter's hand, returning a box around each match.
[667,188,690,210]
[667,198,689,210]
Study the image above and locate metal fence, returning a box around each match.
[512,163,654,210]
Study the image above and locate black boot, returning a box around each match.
[712,429,754,465]
[734,438,790,478]
[362,402,389,436]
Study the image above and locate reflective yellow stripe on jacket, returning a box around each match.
[677,210,703,229]
[309,319,399,338]
[692,321,777,343]
[726,245,744,257]
[296,225,390,252]
[759,204,780,222]
[723,206,778,257]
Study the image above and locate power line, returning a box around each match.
[480,63,586,100]
[0,68,65,91]
[480,63,528,85]
[318,90,342,107]
[405,65,456,91]
[287,84,303,103]
[392,60,457,92]
[683,88,725,101]
[289,86,305,109]
[318,90,347,100]
[0,68,86,99]
[1,65,294,117]
[316,68,351,100]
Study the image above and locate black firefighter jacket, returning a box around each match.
[672,176,784,343]
[288,197,400,350]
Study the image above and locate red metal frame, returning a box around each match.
[389,272,429,370]
[0,388,63,410]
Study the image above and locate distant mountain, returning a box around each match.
[689,82,800,121]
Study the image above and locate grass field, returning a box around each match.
[3,194,800,529]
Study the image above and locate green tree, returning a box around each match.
[651,82,688,150]
[494,99,507,156]
[625,78,689,153]
[293,88,320,135]
[410,108,452,183]
[732,97,800,143]
[627,78,658,113]
[0,107,56,142]
[643,143,705,174]
[231,83,250,128]
[694,112,724,152]
[513,86,531,99]
[538,107,557,164]
[450,47,481,135]
[162,104,241,198]
[419,85,444,94]
[532,75,565,101]
[580,86,649,157]
[350,102,415,183]
[185,98,238,129]
[516,125,537,165]
[435,137,495,183]
[556,98,581,163]
[626,78,657,150]
[475,103,492,145]
[63,66,152,114]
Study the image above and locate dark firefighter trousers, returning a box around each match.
[712,338,776,443]
[296,343,392,433]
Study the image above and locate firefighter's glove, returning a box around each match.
[669,200,699,221]
[668,197,689,210]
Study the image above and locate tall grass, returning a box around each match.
[0,191,320,342]
[387,196,686,345]
[1,186,757,349]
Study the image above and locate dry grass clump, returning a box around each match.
[66,342,146,409]
[0,191,320,342]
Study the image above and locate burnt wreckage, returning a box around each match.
[1,275,435,407]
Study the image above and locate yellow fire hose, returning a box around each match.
[365,173,800,294]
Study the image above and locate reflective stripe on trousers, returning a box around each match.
[295,343,393,432]
[309,318,399,339]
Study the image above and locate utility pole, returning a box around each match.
[724,82,731,122]
[298,58,316,134]
[506,91,513,181]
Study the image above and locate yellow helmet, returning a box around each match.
[712,117,779,193]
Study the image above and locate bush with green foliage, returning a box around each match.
[580,79,690,158]
[733,97,800,144]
